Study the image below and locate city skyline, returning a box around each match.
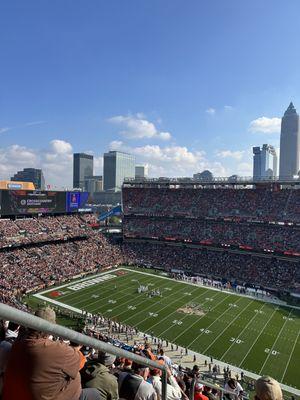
[2,1,300,187]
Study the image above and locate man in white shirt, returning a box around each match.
[149,366,183,400]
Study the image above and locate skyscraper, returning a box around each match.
[279,102,300,179]
[73,153,94,189]
[11,168,45,190]
[253,144,277,180]
[103,151,135,191]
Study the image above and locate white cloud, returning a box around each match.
[24,121,46,127]
[108,114,171,141]
[224,105,234,111]
[0,139,104,188]
[50,139,73,154]
[216,150,244,160]
[237,162,252,176]
[249,117,281,134]
[0,127,11,134]
[206,108,216,115]
[109,141,226,177]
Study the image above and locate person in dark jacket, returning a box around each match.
[82,352,119,400]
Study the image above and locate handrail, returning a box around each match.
[0,303,168,400]
[189,377,249,400]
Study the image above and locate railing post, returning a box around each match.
[161,368,168,400]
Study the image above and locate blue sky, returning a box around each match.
[1,0,300,187]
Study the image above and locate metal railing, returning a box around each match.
[0,303,168,400]
[0,303,253,400]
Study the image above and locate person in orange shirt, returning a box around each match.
[194,383,209,400]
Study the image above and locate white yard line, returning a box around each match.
[259,310,293,375]
[121,284,205,323]
[201,299,255,355]
[281,329,300,382]
[108,276,191,319]
[140,288,220,335]
[183,296,245,349]
[220,302,266,361]
[238,307,278,368]
[171,293,233,344]
[71,274,161,310]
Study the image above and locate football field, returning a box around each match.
[35,267,300,391]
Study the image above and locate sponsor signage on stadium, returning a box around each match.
[0,190,89,216]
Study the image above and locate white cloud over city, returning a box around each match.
[0,139,105,188]
[216,150,245,160]
[108,114,171,141]
[109,140,227,177]
[249,116,281,133]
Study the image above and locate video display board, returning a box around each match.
[66,191,90,212]
[0,190,66,215]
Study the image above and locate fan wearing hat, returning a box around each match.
[81,351,119,400]
[194,383,209,400]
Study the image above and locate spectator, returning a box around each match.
[118,361,157,400]
[254,376,282,400]
[82,351,119,400]
[2,306,100,400]
[194,383,209,400]
[149,366,182,400]
[224,379,244,400]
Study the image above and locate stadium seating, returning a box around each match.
[123,216,300,253]
[123,187,300,222]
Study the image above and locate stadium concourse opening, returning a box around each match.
[0,180,299,398]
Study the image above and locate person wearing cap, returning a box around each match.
[194,383,209,400]
[2,307,99,400]
[254,376,282,400]
[118,361,157,400]
[81,351,119,400]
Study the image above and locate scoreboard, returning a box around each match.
[0,190,90,216]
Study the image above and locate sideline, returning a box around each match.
[33,267,300,396]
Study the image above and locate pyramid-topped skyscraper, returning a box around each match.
[279,102,300,179]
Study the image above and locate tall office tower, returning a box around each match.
[135,164,148,179]
[103,151,135,191]
[279,102,300,179]
[253,144,277,180]
[73,153,94,189]
[11,168,45,190]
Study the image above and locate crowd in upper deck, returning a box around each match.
[123,187,300,222]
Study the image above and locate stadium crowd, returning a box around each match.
[0,213,299,310]
[123,217,300,253]
[0,215,89,248]
[0,228,126,309]
[124,243,300,291]
[123,187,300,223]
[0,305,284,400]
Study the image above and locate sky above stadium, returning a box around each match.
[1,0,300,187]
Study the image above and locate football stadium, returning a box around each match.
[0,180,300,400]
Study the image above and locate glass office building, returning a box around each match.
[103,151,135,191]
[73,153,94,189]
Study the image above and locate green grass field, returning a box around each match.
[35,267,300,391]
